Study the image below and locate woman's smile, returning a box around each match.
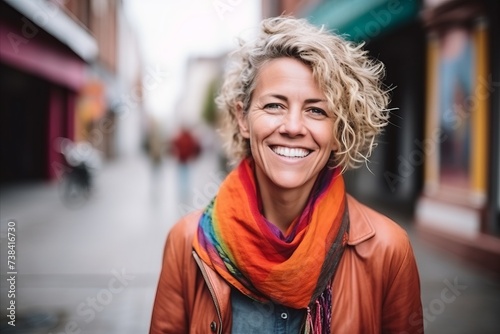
[270,146,312,159]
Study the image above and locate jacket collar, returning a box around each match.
[346,195,375,246]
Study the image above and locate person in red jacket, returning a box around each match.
[169,126,201,202]
[170,127,201,164]
[151,16,423,333]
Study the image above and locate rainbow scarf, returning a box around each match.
[193,159,349,333]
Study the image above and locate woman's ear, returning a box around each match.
[331,139,339,152]
[331,131,340,151]
[236,101,250,139]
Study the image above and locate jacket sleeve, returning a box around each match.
[150,221,190,334]
[382,237,424,334]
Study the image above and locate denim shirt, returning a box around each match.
[231,288,306,334]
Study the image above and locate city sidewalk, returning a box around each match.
[1,151,499,333]
[375,207,500,334]
[0,150,223,334]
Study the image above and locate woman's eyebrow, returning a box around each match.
[304,98,327,104]
[264,94,288,102]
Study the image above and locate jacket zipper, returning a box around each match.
[192,251,223,334]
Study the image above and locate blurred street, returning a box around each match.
[0,150,223,334]
[1,151,499,333]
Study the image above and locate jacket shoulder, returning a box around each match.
[347,195,410,249]
[161,210,203,266]
[167,210,202,244]
[151,210,212,333]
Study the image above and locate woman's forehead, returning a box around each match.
[253,58,326,98]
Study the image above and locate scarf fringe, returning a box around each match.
[303,283,333,333]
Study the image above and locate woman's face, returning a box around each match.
[237,57,337,193]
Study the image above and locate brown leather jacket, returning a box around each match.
[150,196,423,333]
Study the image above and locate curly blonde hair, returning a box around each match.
[216,16,390,171]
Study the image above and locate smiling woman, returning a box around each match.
[150,16,423,334]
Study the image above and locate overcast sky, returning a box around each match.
[124,0,261,119]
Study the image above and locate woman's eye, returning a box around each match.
[308,107,327,116]
[264,103,283,110]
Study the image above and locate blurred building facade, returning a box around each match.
[0,0,144,184]
[415,0,500,275]
[173,56,225,128]
[262,0,500,274]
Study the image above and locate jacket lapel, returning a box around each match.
[346,195,376,246]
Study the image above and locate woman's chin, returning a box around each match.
[266,171,313,192]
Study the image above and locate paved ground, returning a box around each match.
[378,209,500,334]
[0,150,499,333]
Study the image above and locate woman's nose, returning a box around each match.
[279,109,306,137]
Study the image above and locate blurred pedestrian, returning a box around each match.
[169,125,201,202]
[56,137,101,208]
[147,120,164,202]
[151,16,423,333]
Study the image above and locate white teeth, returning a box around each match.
[272,146,310,158]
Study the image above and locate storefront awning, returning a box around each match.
[4,0,98,61]
[306,0,420,41]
